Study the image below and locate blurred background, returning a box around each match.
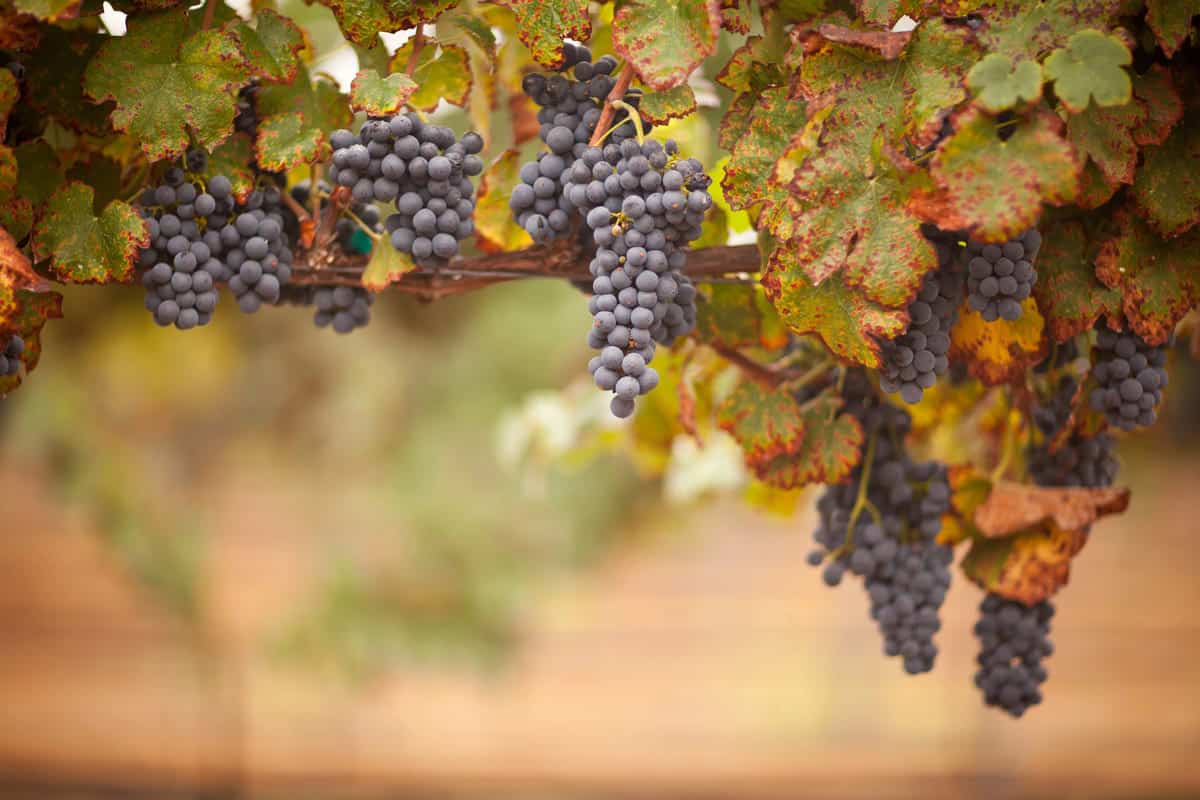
[3,2,1200,798]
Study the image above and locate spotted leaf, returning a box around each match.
[255,64,352,173]
[612,0,721,90]
[31,182,148,285]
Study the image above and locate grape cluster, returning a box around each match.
[1031,375,1078,437]
[288,180,382,256]
[1028,432,1119,488]
[0,335,23,377]
[328,113,483,266]
[879,237,962,404]
[511,45,650,242]
[1088,328,1169,431]
[577,138,708,417]
[234,83,259,138]
[222,188,294,314]
[964,229,1040,322]
[974,594,1054,717]
[808,370,954,675]
[310,286,374,334]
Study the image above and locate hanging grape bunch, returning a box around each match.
[309,286,374,334]
[328,113,483,266]
[1089,328,1169,431]
[223,186,294,314]
[964,229,1041,322]
[0,335,23,377]
[973,595,1055,717]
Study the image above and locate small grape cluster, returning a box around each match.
[974,594,1054,717]
[222,189,294,314]
[0,335,23,377]
[1088,328,1169,431]
[964,229,1040,322]
[578,138,708,417]
[511,45,650,242]
[310,286,374,334]
[879,236,961,404]
[808,370,954,675]
[1031,375,1078,437]
[1029,431,1119,488]
[328,113,483,266]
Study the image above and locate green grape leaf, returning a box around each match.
[1130,108,1200,238]
[1094,210,1200,345]
[473,150,533,253]
[718,381,863,489]
[1145,0,1200,56]
[695,282,787,351]
[612,0,721,90]
[255,64,352,173]
[315,0,458,46]
[0,69,15,138]
[83,10,253,160]
[1032,219,1122,342]
[361,240,416,291]
[638,84,696,124]
[22,27,114,135]
[67,155,125,212]
[721,86,807,213]
[715,33,792,93]
[206,132,258,201]
[438,9,498,59]
[12,0,79,21]
[389,41,471,111]
[1131,64,1183,147]
[924,108,1079,243]
[0,146,32,242]
[225,9,304,83]
[1066,93,1145,185]
[350,69,418,116]
[15,140,64,209]
[950,298,1048,385]
[966,54,1043,113]
[1043,29,1132,113]
[495,0,590,67]
[974,0,1121,60]
[31,182,148,285]
[0,288,63,396]
[763,243,907,368]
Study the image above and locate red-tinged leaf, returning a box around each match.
[473,150,532,253]
[0,69,15,138]
[974,0,1121,60]
[638,84,697,124]
[0,7,40,51]
[1032,219,1122,342]
[205,132,257,202]
[716,91,756,152]
[719,0,752,32]
[695,282,788,351]
[721,86,807,212]
[0,144,33,241]
[940,464,992,546]
[315,0,458,46]
[763,242,907,368]
[1042,29,1132,113]
[389,41,471,111]
[31,182,148,285]
[816,23,911,60]
[718,380,863,489]
[1130,107,1200,238]
[350,69,418,116]
[361,240,416,292]
[1145,0,1200,56]
[495,0,590,67]
[0,289,62,396]
[1066,94,1144,185]
[0,225,38,291]
[924,108,1079,243]
[950,298,1049,385]
[83,10,253,160]
[255,64,351,173]
[225,9,304,83]
[12,0,78,21]
[715,32,791,93]
[972,480,1130,538]
[612,0,721,90]
[22,27,114,135]
[960,521,1088,604]
[1073,158,1121,210]
[1094,210,1200,345]
[1131,65,1183,147]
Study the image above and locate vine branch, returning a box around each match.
[588,64,637,147]
[404,27,426,77]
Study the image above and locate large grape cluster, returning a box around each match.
[577,138,708,417]
[879,237,962,404]
[974,594,1054,717]
[964,229,1040,322]
[0,335,23,377]
[1088,328,1169,431]
[328,113,482,266]
[310,286,374,334]
[511,44,650,243]
[808,370,954,675]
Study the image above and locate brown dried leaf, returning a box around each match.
[973,480,1130,538]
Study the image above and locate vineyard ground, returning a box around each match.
[0,451,1198,799]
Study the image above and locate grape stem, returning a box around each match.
[990,409,1021,483]
[200,0,216,30]
[832,432,878,558]
[343,208,381,241]
[609,100,645,144]
[588,63,637,147]
[404,27,425,77]
[708,342,829,388]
